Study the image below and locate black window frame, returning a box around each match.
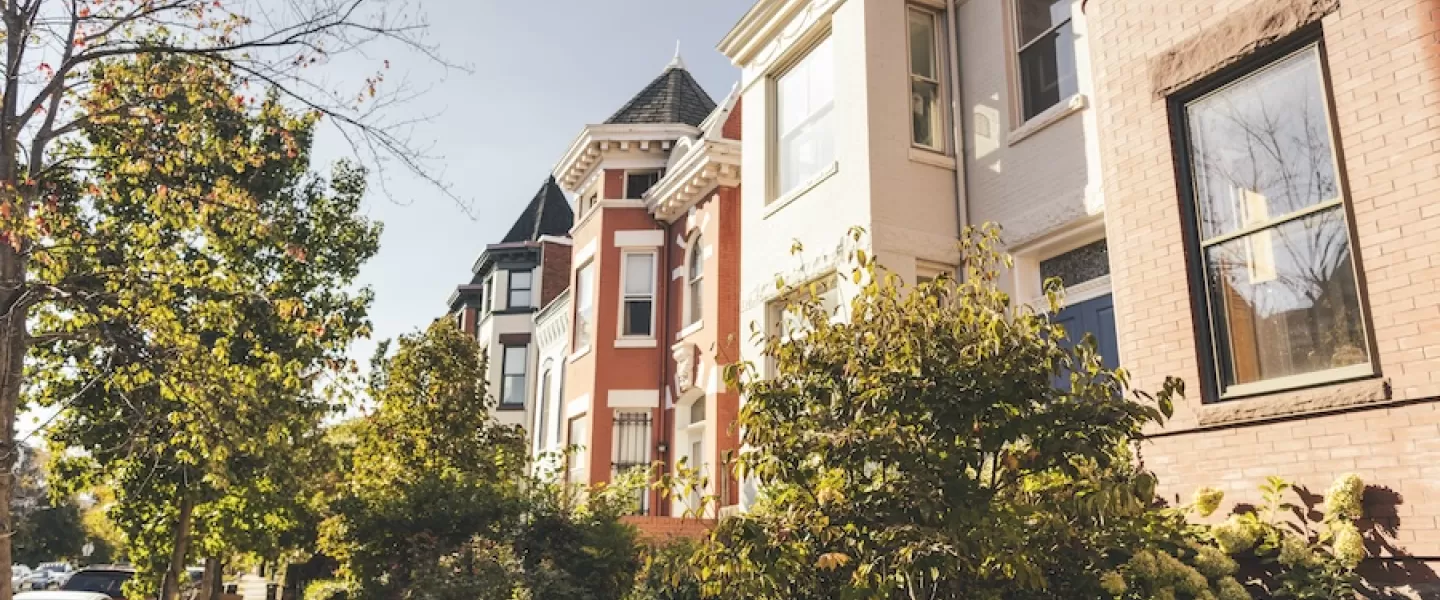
[498,343,529,409]
[1167,29,1376,403]
[1012,0,1077,121]
[624,170,663,200]
[507,269,533,309]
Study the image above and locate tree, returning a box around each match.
[319,322,645,600]
[11,446,85,566]
[0,0,450,594]
[33,53,381,600]
[679,226,1362,599]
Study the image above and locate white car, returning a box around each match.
[12,565,33,590]
[15,593,112,600]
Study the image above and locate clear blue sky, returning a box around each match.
[319,1,751,367]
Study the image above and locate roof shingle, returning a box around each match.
[501,176,573,243]
[605,66,717,127]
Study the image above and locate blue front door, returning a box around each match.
[1051,294,1119,387]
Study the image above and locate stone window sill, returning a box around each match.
[1008,94,1087,146]
[676,320,705,341]
[1194,376,1392,428]
[614,338,657,349]
[764,162,839,220]
[908,147,955,170]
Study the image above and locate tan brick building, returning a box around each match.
[1086,0,1440,592]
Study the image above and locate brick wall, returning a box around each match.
[538,240,572,308]
[722,97,743,140]
[623,515,715,544]
[1089,0,1440,590]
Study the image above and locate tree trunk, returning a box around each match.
[201,556,222,600]
[161,494,195,600]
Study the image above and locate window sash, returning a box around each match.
[574,263,595,349]
[776,37,836,197]
[1016,17,1071,54]
[536,371,552,447]
[622,252,655,337]
[508,271,533,308]
[1014,0,1072,51]
[908,7,944,151]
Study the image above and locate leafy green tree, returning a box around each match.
[32,53,381,600]
[0,0,449,592]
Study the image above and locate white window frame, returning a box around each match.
[771,34,836,203]
[573,261,595,354]
[684,235,704,328]
[535,365,553,449]
[906,6,946,153]
[618,250,657,340]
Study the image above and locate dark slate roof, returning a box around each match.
[500,176,574,243]
[605,66,717,127]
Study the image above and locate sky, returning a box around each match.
[317,0,752,370]
[15,1,753,439]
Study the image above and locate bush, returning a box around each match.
[302,579,352,600]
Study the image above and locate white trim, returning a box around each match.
[676,320,705,341]
[905,4,948,153]
[1026,275,1112,311]
[909,147,957,169]
[608,389,660,408]
[574,239,598,265]
[1009,94,1088,145]
[613,229,664,248]
[567,346,591,364]
[617,248,658,341]
[565,393,590,419]
[683,231,706,328]
[764,162,838,219]
[615,338,658,349]
[536,235,573,246]
[671,266,685,281]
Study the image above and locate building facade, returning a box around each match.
[449,177,573,429]
[1084,0,1440,593]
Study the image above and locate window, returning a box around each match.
[573,262,595,351]
[772,276,840,341]
[499,344,528,409]
[1013,0,1076,121]
[625,171,662,199]
[536,368,553,448]
[686,237,704,326]
[775,37,835,198]
[622,252,656,337]
[483,274,495,314]
[566,414,588,484]
[498,346,529,411]
[908,8,944,151]
[508,269,533,308]
[612,410,653,515]
[1178,43,1369,398]
[580,192,598,215]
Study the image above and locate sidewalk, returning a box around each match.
[237,574,269,600]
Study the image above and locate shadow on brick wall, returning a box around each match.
[1289,484,1440,599]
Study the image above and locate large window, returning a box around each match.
[573,262,594,351]
[622,252,656,337]
[1014,0,1076,121]
[908,7,944,151]
[499,344,528,409]
[507,269,533,308]
[1179,43,1370,398]
[686,236,704,327]
[625,171,662,200]
[775,37,835,198]
[771,276,840,341]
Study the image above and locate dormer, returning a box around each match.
[553,52,718,220]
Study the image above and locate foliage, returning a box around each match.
[625,539,702,600]
[674,225,1359,600]
[304,579,354,600]
[32,53,381,598]
[321,322,646,600]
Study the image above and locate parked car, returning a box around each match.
[55,566,132,600]
[22,563,75,590]
[12,565,33,590]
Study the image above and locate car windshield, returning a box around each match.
[62,572,130,596]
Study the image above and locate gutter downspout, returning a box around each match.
[655,217,673,517]
[945,0,970,257]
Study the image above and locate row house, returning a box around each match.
[448,178,573,429]
[529,53,745,533]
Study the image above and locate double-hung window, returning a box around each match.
[573,262,595,351]
[1178,42,1371,398]
[622,252,656,337]
[775,37,835,199]
[1014,0,1077,121]
[499,344,528,409]
[908,7,944,151]
[536,368,552,448]
[566,414,588,484]
[508,269,533,309]
[686,237,704,327]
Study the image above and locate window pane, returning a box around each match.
[510,271,532,289]
[908,10,936,79]
[1019,22,1076,120]
[1186,48,1337,240]
[912,79,941,148]
[624,299,653,337]
[626,172,660,199]
[537,372,551,447]
[625,253,655,295]
[575,264,594,348]
[1016,0,1072,44]
[1204,208,1367,388]
[502,375,525,406]
[504,345,528,375]
[688,239,703,280]
[689,279,703,325]
[778,38,836,195]
[509,289,531,308]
